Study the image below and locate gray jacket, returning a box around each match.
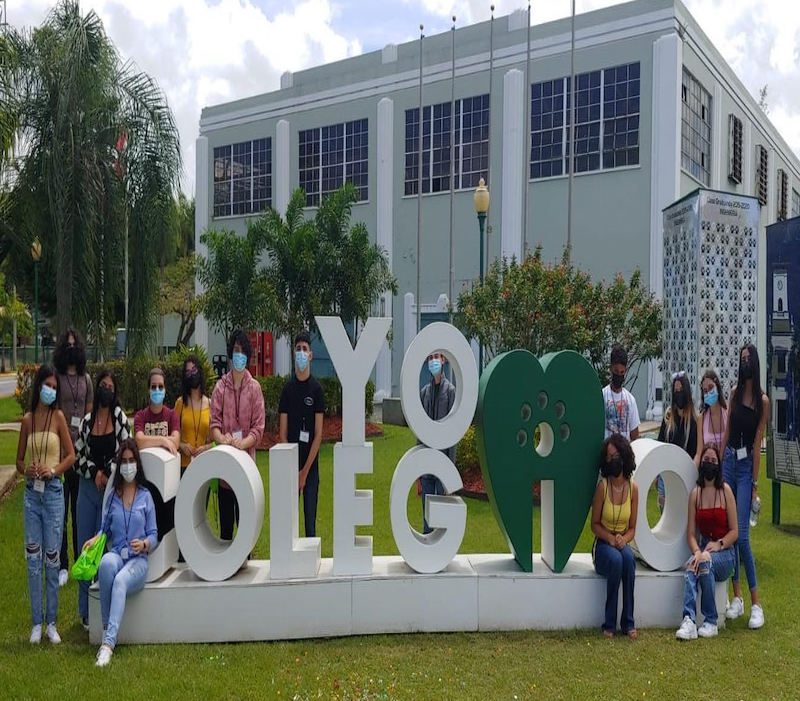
[419,376,457,463]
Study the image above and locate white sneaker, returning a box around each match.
[726,596,744,620]
[58,569,68,587]
[675,615,697,640]
[697,622,718,638]
[45,623,61,644]
[29,624,42,644]
[95,645,113,667]
[82,618,90,632]
[749,604,765,629]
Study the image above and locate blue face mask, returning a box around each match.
[428,358,442,377]
[150,388,166,406]
[232,352,247,373]
[704,388,719,407]
[295,350,309,372]
[40,385,57,407]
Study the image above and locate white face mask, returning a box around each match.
[120,461,138,483]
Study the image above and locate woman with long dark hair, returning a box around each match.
[74,370,130,631]
[52,326,93,587]
[696,369,728,465]
[720,344,768,629]
[590,434,640,639]
[175,354,211,471]
[676,443,738,640]
[15,364,75,644]
[82,439,157,667]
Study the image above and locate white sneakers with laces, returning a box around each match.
[45,623,61,644]
[726,596,744,620]
[675,616,697,641]
[697,622,718,638]
[30,624,42,644]
[749,604,765,629]
[95,645,113,667]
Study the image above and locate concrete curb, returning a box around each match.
[0,465,18,500]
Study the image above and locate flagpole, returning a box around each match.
[567,0,576,261]
[448,15,456,317]
[416,24,424,333]
[486,4,494,269]
[522,0,531,257]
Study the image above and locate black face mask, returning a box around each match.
[673,390,687,410]
[611,373,625,391]
[97,386,113,408]
[739,361,753,380]
[700,461,718,482]
[604,457,623,478]
[185,371,201,389]
[66,346,79,366]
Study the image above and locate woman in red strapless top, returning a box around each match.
[675,444,738,641]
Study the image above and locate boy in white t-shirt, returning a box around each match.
[602,346,640,441]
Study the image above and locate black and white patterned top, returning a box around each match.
[74,406,131,479]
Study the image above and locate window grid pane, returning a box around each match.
[681,68,712,185]
[213,145,232,218]
[345,118,369,201]
[530,78,565,179]
[252,138,272,213]
[231,141,252,216]
[601,62,640,170]
[568,69,602,174]
[299,128,321,206]
[792,188,800,218]
[459,93,490,189]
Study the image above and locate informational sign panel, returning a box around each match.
[662,189,759,404]
[766,215,800,488]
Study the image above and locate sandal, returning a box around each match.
[602,629,614,639]
[626,629,638,640]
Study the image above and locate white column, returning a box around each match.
[501,68,525,261]
[194,135,209,352]
[647,33,682,420]
[274,119,293,377]
[711,85,722,190]
[375,98,394,401]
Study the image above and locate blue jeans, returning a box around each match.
[593,540,636,633]
[77,476,104,621]
[98,552,148,648]
[722,447,757,591]
[420,475,445,535]
[23,478,64,626]
[682,543,736,626]
[656,475,665,513]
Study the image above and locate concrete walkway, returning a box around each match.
[0,465,17,499]
[0,422,20,431]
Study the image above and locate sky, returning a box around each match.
[10,0,799,194]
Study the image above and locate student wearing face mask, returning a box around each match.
[656,372,699,511]
[591,434,639,639]
[174,355,212,472]
[74,370,130,631]
[696,370,728,465]
[210,329,265,541]
[15,364,75,645]
[602,346,640,441]
[83,439,157,667]
[416,351,456,534]
[720,344,769,629]
[279,331,325,537]
[52,327,93,587]
[676,444,738,640]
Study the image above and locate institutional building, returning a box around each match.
[194,0,800,416]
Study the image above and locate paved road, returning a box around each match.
[0,375,16,398]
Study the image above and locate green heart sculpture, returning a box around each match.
[476,350,605,573]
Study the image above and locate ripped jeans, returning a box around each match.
[682,540,736,626]
[23,478,64,626]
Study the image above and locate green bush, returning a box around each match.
[455,424,479,478]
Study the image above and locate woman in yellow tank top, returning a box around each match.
[591,434,639,639]
[175,355,212,470]
[15,364,75,645]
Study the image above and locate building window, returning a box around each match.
[404,94,489,196]
[778,169,789,221]
[728,114,743,184]
[213,138,272,218]
[530,62,639,179]
[681,68,712,185]
[756,145,768,206]
[779,353,787,374]
[299,118,369,207]
[792,188,800,217]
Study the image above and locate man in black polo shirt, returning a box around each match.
[279,330,325,537]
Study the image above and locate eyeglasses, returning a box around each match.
[671,371,686,380]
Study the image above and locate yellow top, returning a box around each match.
[174,397,210,468]
[600,478,632,534]
[27,431,62,471]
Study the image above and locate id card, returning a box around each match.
[299,430,310,444]
[232,430,243,441]
[737,447,748,460]
[71,415,82,428]
[121,547,129,560]
[33,479,45,493]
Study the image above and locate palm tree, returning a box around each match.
[0,0,181,355]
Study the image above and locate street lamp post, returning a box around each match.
[31,237,41,364]
[474,178,490,376]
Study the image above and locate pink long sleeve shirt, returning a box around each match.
[209,370,265,460]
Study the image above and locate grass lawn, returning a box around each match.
[1,424,799,700]
[0,395,22,423]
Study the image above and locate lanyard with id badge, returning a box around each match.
[120,493,134,560]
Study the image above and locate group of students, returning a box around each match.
[595,345,767,640]
[16,327,325,666]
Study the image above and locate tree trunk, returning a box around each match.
[178,316,195,348]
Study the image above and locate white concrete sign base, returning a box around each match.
[88,554,726,644]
